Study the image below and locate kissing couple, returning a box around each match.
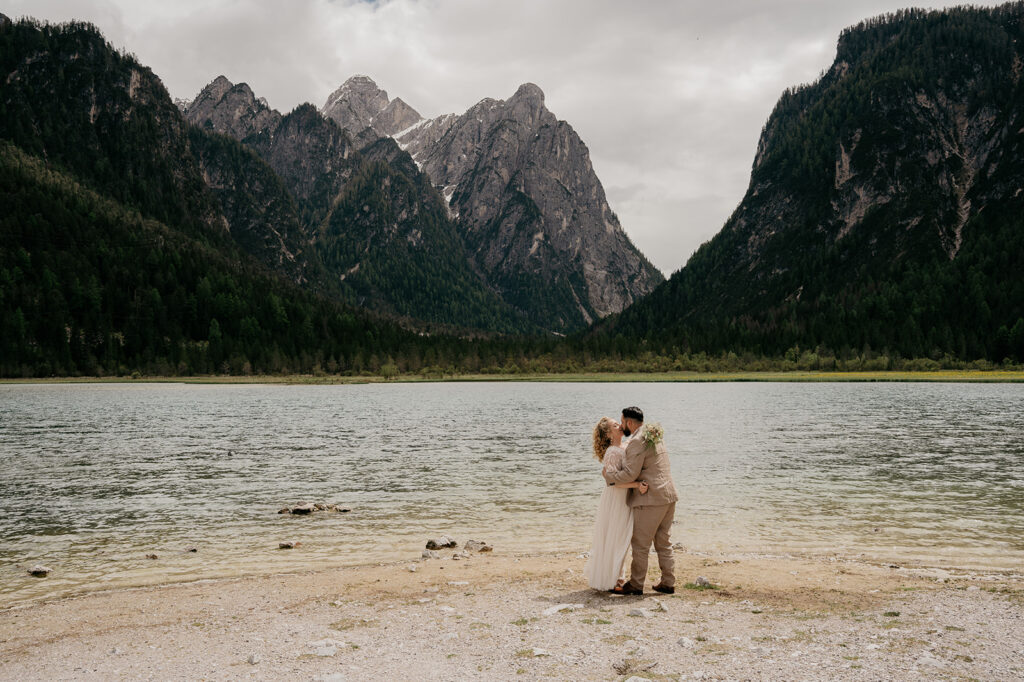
[584,406,678,595]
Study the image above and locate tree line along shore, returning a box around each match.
[3,369,1023,384]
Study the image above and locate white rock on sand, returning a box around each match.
[308,639,344,657]
[541,603,583,616]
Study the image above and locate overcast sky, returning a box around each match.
[8,0,992,274]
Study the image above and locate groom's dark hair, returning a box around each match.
[622,406,644,423]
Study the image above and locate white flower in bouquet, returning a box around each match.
[641,422,664,446]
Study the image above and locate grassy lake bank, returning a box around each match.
[3,369,1024,384]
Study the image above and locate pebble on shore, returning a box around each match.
[4,552,1023,680]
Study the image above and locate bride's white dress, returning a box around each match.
[583,445,632,590]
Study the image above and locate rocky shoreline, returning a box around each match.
[2,548,1022,680]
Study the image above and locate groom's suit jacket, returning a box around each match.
[602,432,679,508]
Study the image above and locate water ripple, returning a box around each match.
[1,381,1022,604]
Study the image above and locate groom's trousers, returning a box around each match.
[628,502,676,590]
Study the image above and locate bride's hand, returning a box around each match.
[638,481,649,494]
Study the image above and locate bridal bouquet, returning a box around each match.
[641,422,664,446]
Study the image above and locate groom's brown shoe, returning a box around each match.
[652,584,674,594]
[619,584,643,595]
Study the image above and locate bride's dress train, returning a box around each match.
[583,445,632,590]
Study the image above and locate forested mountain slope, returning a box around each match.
[0,18,486,375]
[598,3,1024,363]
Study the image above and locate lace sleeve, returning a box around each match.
[602,446,625,474]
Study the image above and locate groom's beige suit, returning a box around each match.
[602,431,679,590]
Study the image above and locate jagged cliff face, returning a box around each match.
[246,104,356,215]
[188,128,312,284]
[746,72,1005,271]
[186,78,357,227]
[828,92,996,259]
[324,77,663,330]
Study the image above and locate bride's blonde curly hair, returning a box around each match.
[592,417,612,461]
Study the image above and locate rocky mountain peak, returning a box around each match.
[511,82,544,105]
[186,76,280,141]
[321,75,422,137]
[394,81,662,329]
[324,75,387,110]
[184,72,661,332]
[201,75,233,101]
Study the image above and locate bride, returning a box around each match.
[584,416,648,591]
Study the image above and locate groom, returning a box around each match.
[603,406,678,595]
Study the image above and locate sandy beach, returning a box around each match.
[2,548,1022,681]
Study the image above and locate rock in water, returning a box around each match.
[464,539,493,552]
[145,553,158,560]
[278,541,300,549]
[291,503,315,515]
[425,535,457,550]
[28,565,51,577]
